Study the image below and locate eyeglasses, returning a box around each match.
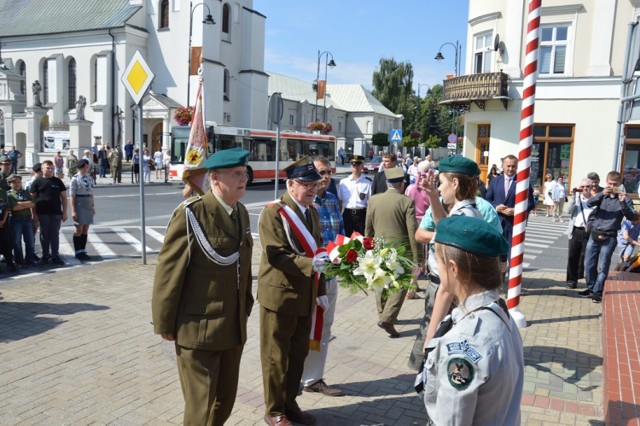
[318,170,332,176]
[217,171,249,180]
[295,180,323,190]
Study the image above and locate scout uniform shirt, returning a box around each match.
[423,290,524,425]
[0,188,16,219]
[7,189,33,219]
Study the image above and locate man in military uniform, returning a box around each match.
[338,154,371,235]
[365,167,419,337]
[259,157,328,426]
[152,148,254,426]
[109,146,123,183]
[0,172,18,272]
[0,154,13,190]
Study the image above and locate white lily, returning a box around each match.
[368,268,391,291]
[353,250,381,279]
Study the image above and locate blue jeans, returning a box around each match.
[11,216,35,264]
[38,214,62,258]
[584,234,617,295]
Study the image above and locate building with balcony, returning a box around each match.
[0,0,267,168]
[449,0,640,190]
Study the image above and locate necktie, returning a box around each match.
[305,209,313,231]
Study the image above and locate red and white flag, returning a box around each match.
[182,81,209,195]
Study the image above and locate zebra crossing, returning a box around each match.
[522,214,570,268]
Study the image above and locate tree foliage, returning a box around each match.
[371,132,389,146]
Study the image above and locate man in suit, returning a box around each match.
[365,167,419,337]
[485,154,535,255]
[370,152,409,195]
[151,148,254,426]
[259,157,327,426]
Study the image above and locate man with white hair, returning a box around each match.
[565,178,595,289]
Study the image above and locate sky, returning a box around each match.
[252,0,470,92]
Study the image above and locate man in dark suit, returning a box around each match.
[258,157,327,426]
[370,152,410,195]
[365,167,419,337]
[485,154,535,253]
[152,148,254,425]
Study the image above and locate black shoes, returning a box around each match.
[7,262,18,272]
[51,256,65,266]
[592,293,602,303]
[377,321,400,338]
[75,253,91,261]
[566,281,577,289]
[578,289,592,298]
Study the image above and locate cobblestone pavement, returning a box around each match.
[0,241,604,425]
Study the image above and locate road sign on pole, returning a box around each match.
[390,129,403,142]
[447,133,457,144]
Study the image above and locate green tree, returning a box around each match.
[371,58,415,135]
[371,132,389,147]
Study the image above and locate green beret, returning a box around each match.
[438,156,480,176]
[434,215,509,257]
[384,167,405,183]
[201,148,250,170]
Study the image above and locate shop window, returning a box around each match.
[532,123,574,187]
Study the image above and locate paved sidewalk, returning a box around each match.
[0,243,605,425]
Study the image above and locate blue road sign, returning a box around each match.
[390,129,403,142]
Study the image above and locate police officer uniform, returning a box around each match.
[420,216,524,425]
[152,148,254,426]
[258,157,326,426]
[338,155,371,235]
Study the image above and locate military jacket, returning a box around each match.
[152,191,254,351]
[257,192,326,316]
[423,290,524,425]
[0,189,16,217]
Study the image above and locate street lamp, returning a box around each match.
[187,1,216,107]
[314,50,336,122]
[435,40,462,134]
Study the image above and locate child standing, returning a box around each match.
[7,174,36,267]
[617,215,640,262]
[532,184,540,216]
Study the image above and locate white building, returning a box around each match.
[0,0,268,168]
[447,0,640,191]
[267,72,403,158]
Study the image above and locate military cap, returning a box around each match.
[0,155,10,164]
[283,156,321,181]
[32,163,42,172]
[77,159,90,169]
[6,173,21,182]
[438,155,480,177]
[350,155,366,164]
[384,167,405,183]
[434,215,509,258]
[201,148,250,170]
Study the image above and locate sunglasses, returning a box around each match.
[318,170,332,176]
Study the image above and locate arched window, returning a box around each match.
[43,60,49,105]
[159,0,169,29]
[222,3,231,34]
[68,58,77,109]
[18,61,26,95]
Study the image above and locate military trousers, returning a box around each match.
[260,306,311,416]
[176,344,244,426]
[376,288,408,324]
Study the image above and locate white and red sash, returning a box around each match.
[270,201,326,351]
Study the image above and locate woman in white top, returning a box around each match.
[542,173,556,217]
[552,176,567,222]
[143,149,152,183]
[153,148,164,179]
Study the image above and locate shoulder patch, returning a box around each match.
[447,357,475,390]
[446,340,483,363]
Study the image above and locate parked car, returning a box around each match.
[363,156,383,173]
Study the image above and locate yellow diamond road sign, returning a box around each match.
[121,50,155,105]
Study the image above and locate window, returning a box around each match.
[622,126,640,193]
[222,3,231,34]
[289,114,294,126]
[19,61,25,95]
[540,25,568,75]
[159,0,169,29]
[473,31,493,74]
[223,69,230,101]
[43,61,48,105]
[68,58,76,110]
[532,123,574,187]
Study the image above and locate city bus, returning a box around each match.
[168,124,337,184]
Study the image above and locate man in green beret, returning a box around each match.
[258,156,327,426]
[152,147,254,425]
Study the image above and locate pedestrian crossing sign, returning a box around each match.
[390,129,403,142]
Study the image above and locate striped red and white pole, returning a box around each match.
[508,0,542,328]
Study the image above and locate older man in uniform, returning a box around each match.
[338,154,371,235]
[259,156,327,426]
[365,167,419,337]
[152,148,254,426]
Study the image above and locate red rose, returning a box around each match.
[345,249,358,263]
[363,237,375,250]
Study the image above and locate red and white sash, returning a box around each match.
[270,201,326,351]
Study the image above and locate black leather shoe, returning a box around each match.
[304,379,343,396]
[7,263,18,272]
[578,289,592,298]
[592,293,602,303]
[377,321,400,338]
[566,281,577,289]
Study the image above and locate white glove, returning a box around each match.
[316,295,329,311]
[312,253,330,273]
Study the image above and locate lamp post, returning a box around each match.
[435,40,462,135]
[187,1,215,107]
[314,50,336,122]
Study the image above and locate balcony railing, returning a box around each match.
[441,72,510,110]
